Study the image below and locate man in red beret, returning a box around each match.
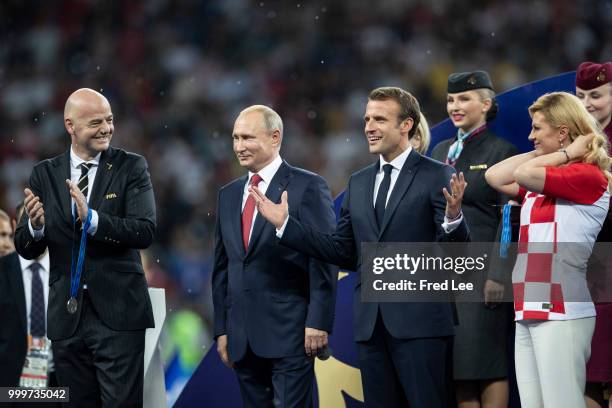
[576,61,612,144]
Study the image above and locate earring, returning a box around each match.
[558,139,563,147]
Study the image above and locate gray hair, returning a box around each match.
[240,105,284,137]
[474,88,495,101]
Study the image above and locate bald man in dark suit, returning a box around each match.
[15,89,156,407]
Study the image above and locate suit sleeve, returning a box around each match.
[91,156,156,249]
[281,178,357,271]
[211,191,229,339]
[300,176,339,333]
[433,165,470,242]
[14,166,48,260]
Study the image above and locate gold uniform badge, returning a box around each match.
[597,69,606,82]
[469,164,488,170]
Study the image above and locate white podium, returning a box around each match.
[144,288,167,408]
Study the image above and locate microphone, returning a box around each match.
[317,346,333,361]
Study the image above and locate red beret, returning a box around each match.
[576,61,612,90]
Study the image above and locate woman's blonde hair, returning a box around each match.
[411,112,430,154]
[528,91,612,185]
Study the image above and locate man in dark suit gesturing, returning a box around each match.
[251,87,470,408]
[212,105,337,407]
[14,88,156,407]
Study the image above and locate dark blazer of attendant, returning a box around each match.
[280,149,470,342]
[212,160,338,361]
[14,147,155,341]
[432,129,517,243]
[432,129,517,282]
[0,252,28,386]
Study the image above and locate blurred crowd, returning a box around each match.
[1,0,610,379]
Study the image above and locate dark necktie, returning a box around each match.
[242,174,263,250]
[375,164,393,227]
[30,262,46,337]
[76,163,93,229]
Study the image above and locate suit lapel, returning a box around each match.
[6,253,27,334]
[230,174,248,256]
[246,161,291,256]
[89,148,116,210]
[363,161,379,235]
[51,151,73,224]
[379,150,421,238]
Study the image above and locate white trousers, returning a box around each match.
[515,317,595,408]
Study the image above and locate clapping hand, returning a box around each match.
[66,179,89,223]
[24,188,45,230]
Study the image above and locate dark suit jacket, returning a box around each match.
[14,147,156,341]
[281,150,470,342]
[212,161,338,362]
[0,252,28,386]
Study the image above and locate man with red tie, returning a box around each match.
[212,105,338,407]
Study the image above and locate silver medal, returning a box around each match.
[67,297,78,314]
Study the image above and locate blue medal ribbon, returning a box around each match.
[500,203,512,258]
[70,207,92,300]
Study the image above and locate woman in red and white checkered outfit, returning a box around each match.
[485,92,611,408]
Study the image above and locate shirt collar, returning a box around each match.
[70,146,101,170]
[379,146,412,172]
[248,155,283,185]
[457,123,487,144]
[19,251,50,275]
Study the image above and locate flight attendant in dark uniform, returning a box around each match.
[576,61,612,408]
[432,71,518,408]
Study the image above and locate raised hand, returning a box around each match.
[443,172,467,219]
[66,179,89,223]
[566,133,596,161]
[24,188,45,230]
[249,186,289,230]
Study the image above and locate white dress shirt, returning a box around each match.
[18,252,54,371]
[372,146,413,208]
[29,146,100,239]
[242,155,283,243]
[277,147,462,235]
[19,252,50,334]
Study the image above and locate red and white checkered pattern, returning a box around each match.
[512,163,609,321]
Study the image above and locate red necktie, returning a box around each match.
[242,174,263,250]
